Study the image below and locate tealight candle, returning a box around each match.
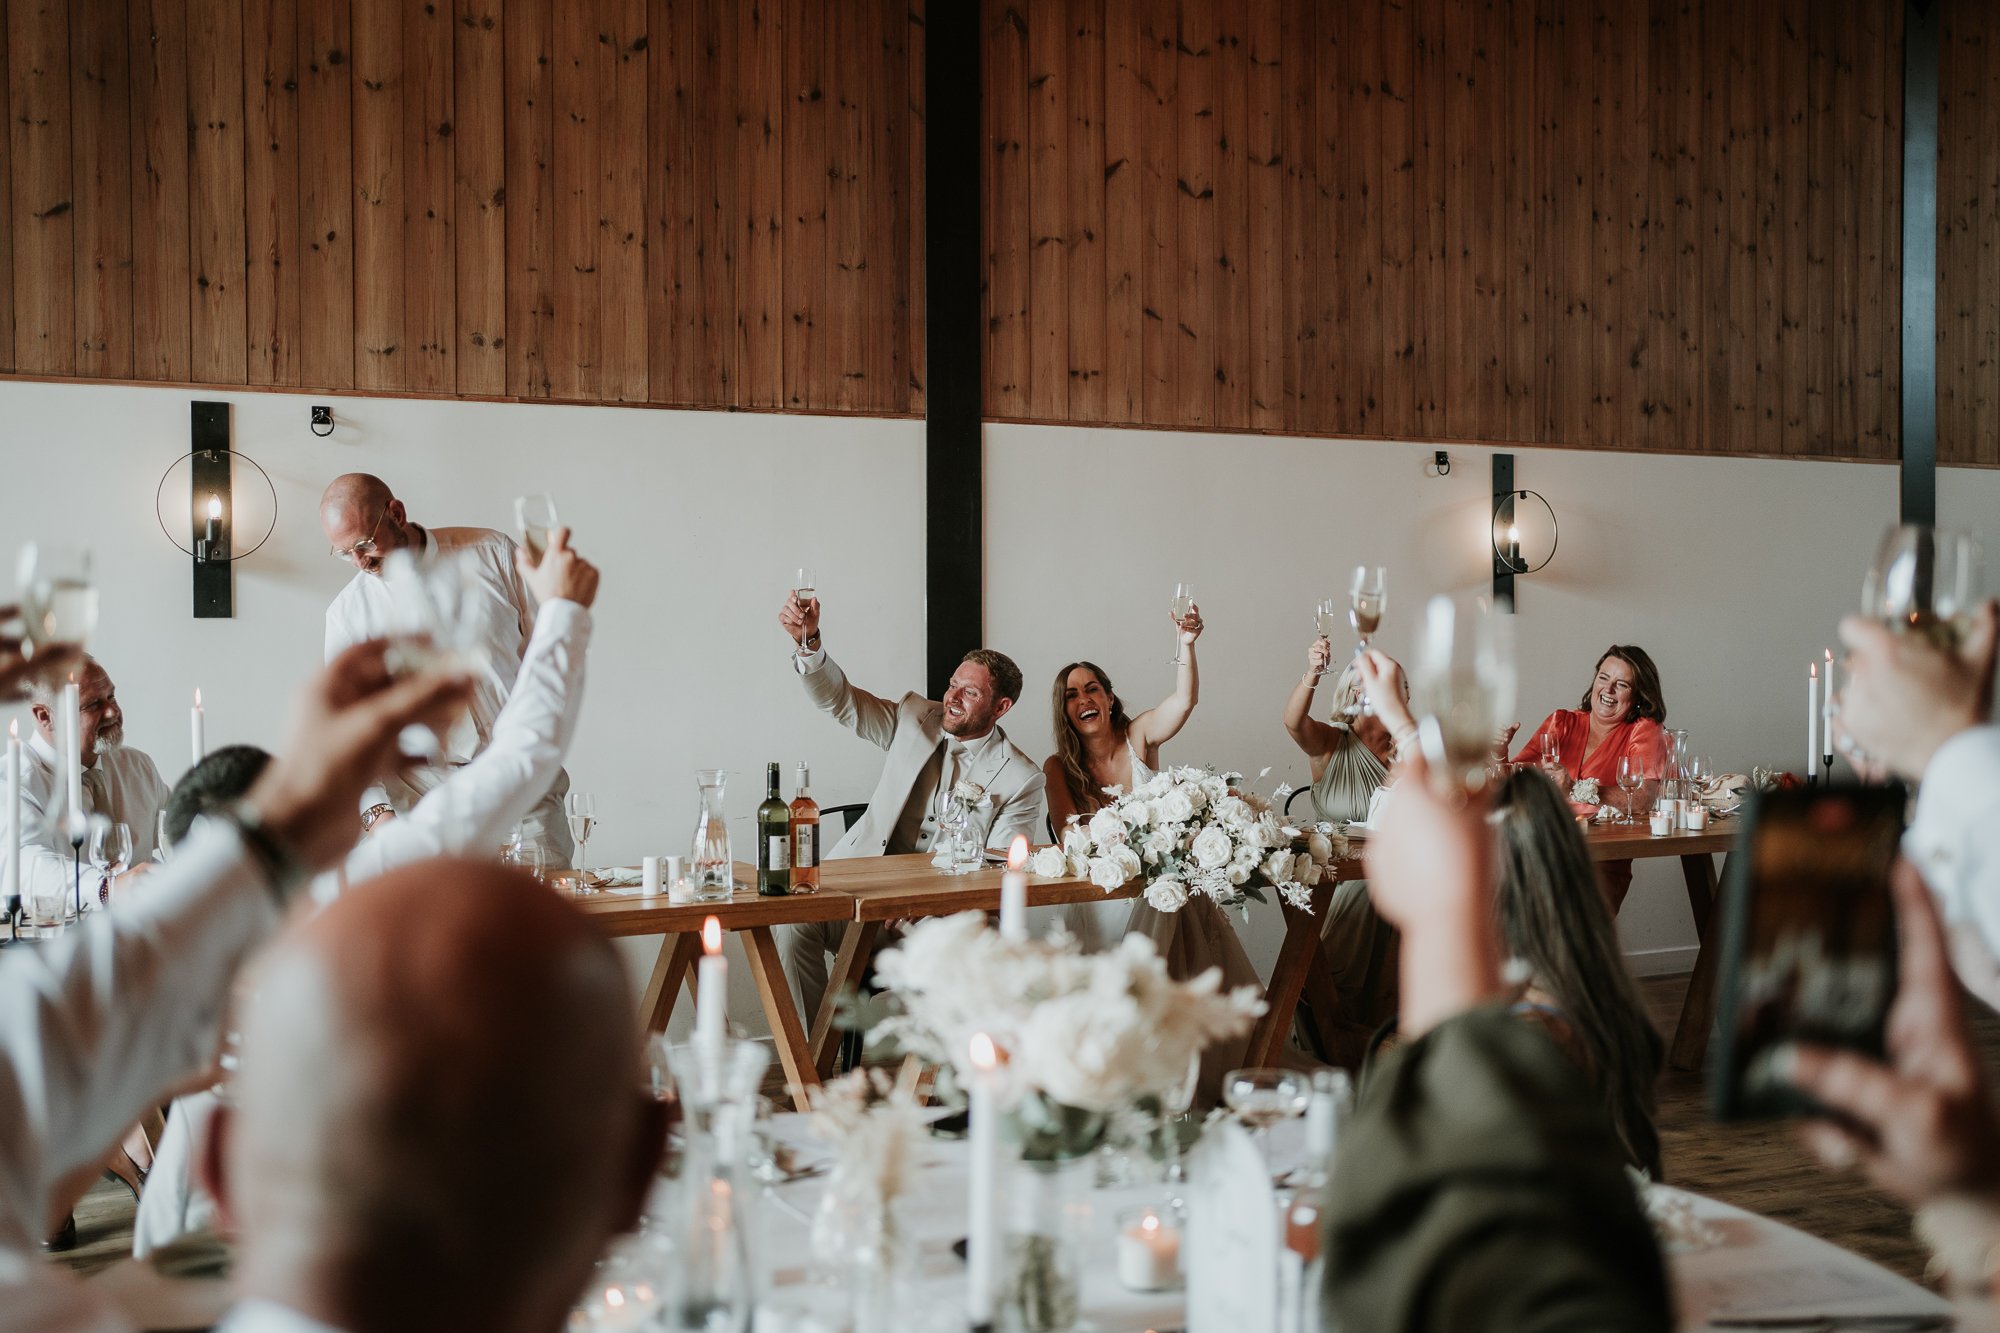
[642,856,661,896]
[1649,809,1673,837]
[1685,804,1709,831]
[1115,1205,1183,1292]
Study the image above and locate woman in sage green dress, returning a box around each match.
[1282,638,1403,1048]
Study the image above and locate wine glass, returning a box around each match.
[1346,567,1388,715]
[1169,582,1195,666]
[1616,756,1644,824]
[155,809,176,864]
[502,829,546,884]
[514,494,560,564]
[1863,525,1982,647]
[1684,753,1710,806]
[14,542,99,657]
[567,792,597,874]
[1410,595,1516,797]
[1308,601,1341,679]
[793,567,816,607]
[1223,1066,1311,1169]
[88,818,131,907]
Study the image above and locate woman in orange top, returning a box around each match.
[1511,645,1669,912]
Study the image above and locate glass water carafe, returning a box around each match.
[1662,728,1691,805]
[690,768,734,901]
[661,1037,770,1332]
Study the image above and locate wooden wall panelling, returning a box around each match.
[1771,0,1808,454]
[1536,0,1589,446]
[1100,0,1140,422]
[1824,0,1860,453]
[600,0,648,402]
[1939,0,1995,465]
[985,0,1028,416]
[1591,0,1646,450]
[1242,0,1281,428]
[1408,0,1445,433]
[1802,0,1837,454]
[1025,0,1067,420]
[243,0,297,386]
[351,0,404,389]
[502,0,552,396]
[734,0,783,408]
[1309,0,1348,435]
[1747,0,1785,453]
[1877,0,1902,460]
[1859,0,1901,458]
[1063,0,1104,421]
[1279,0,1315,427]
[1648,0,1703,449]
[1439,0,1491,438]
[0,0,14,369]
[1171,0,1212,426]
[453,0,507,397]
[902,0,922,412]
[1375,0,1416,438]
[695,0,735,403]
[869,0,912,415]
[1701,3,1751,453]
[549,0,599,401]
[781,0,825,410]
[403,0,452,392]
[1497,0,1533,445]
[646,0,694,404]
[10,0,74,374]
[127,0,189,382]
[295,0,350,388]
[1135,0,1175,424]
[70,0,133,379]
[820,0,865,410]
[186,0,245,383]
[1210,0,1248,426]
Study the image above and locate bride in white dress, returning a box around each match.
[1037,612,1264,1093]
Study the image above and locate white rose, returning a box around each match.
[1257,811,1285,847]
[1191,826,1233,870]
[1141,829,1176,865]
[1230,839,1261,871]
[1119,799,1150,830]
[1067,853,1091,878]
[1296,857,1323,886]
[1307,831,1334,864]
[1030,845,1068,878]
[1111,845,1143,880]
[1088,808,1126,847]
[1263,849,1295,883]
[1089,856,1132,892]
[1216,796,1253,826]
[1144,877,1190,912]
[1226,862,1252,886]
[1158,788,1196,824]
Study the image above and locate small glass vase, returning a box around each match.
[659,1037,769,1332]
[1001,1155,1094,1333]
[810,1185,915,1333]
[690,768,734,901]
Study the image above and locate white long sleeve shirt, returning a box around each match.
[7,731,166,909]
[1905,725,2000,1008]
[0,821,280,1332]
[323,526,536,813]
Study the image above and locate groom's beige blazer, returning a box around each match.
[800,651,1047,857]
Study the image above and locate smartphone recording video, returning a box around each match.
[1709,783,1906,1121]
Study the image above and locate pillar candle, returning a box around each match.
[967,1033,1001,1329]
[62,675,82,836]
[191,688,206,768]
[1806,662,1819,782]
[696,916,727,1050]
[5,721,20,904]
[1000,835,1029,941]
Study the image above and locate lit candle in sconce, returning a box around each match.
[205,493,222,544]
[1000,835,1028,941]
[191,689,205,768]
[696,916,727,1051]
[1506,521,1522,570]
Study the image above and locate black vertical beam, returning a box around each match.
[1492,454,1516,613]
[925,0,983,699]
[1901,0,1939,526]
[191,401,233,619]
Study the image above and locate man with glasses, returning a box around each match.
[319,473,573,864]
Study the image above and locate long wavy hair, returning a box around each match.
[1494,767,1665,1176]
[1049,661,1131,815]
[1579,645,1668,725]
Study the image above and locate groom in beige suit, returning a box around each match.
[777,593,1047,1017]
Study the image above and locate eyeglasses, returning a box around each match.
[329,510,388,562]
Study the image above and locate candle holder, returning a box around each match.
[152,403,279,621]
[1114,1203,1185,1293]
[1490,453,1559,613]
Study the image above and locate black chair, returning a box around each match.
[1284,784,1317,818]
[821,802,867,834]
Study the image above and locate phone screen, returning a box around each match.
[1709,783,1905,1121]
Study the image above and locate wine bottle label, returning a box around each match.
[794,825,817,869]
[766,835,790,871]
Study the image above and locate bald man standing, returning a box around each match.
[319,473,572,864]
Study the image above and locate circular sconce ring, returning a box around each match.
[154,448,279,562]
[1490,488,1558,576]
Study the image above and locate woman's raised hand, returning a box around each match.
[1173,601,1204,645]
[1306,636,1333,676]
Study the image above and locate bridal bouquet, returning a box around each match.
[872,912,1264,1158]
[1031,765,1345,915]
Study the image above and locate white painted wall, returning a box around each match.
[3,380,1996,1025]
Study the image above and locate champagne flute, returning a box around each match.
[1346,566,1388,715]
[793,567,816,607]
[514,494,560,564]
[1169,582,1195,666]
[1862,525,1983,648]
[1539,728,1559,772]
[1310,600,1341,678]
[14,542,99,657]
[1616,756,1644,824]
[1223,1066,1311,1171]
[567,792,596,875]
[1410,595,1516,797]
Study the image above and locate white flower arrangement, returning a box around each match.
[806,1064,931,1212]
[1052,765,1345,913]
[1570,777,1601,805]
[871,913,1264,1157]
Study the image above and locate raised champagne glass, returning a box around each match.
[514,494,559,564]
[14,542,98,658]
[1410,595,1516,798]
[1169,582,1195,666]
[1863,525,1982,649]
[1346,566,1388,715]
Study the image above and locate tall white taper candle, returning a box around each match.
[967,1032,1001,1329]
[696,916,727,1050]
[1000,835,1029,941]
[1807,662,1819,783]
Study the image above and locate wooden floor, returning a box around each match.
[53,970,1982,1289]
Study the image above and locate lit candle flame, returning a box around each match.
[1140,1213,1160,1234]
[1008,834,1028,871]
[604,1288,625,1311]
[194,687,202,708]
[701,916,722,955]
[8,719,16,740]
[1507,523,1521,545]
[1811,662,1818,678]
[207,493,222,520]
[969,1031,997,1070]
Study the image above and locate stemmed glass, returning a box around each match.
[88,819,131,908]
[15,542,99,657]
[567,792,597,874]
[793,568,817,606]
[1311,600,1342,679]
[156,809,176,864]
[1863,525,1982,646]
[1539,728,1560,773]
[513,494,559,564]
[1684,753,1710,806]
[1410,595,1516,798]
[1616,756,1644,824]
[1344,567,1388,715]
[1223,1066,1311,1170]
[1169,583,1195,666]
[380,549,480,762]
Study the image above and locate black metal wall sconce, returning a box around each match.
[1491,453,1558,613]
[155,402,277,619]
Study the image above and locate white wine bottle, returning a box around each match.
[756,761,791,896]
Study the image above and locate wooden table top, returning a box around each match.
[565,863,856,938]
[817,853,1143,921]
[1334,818,1736,876]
